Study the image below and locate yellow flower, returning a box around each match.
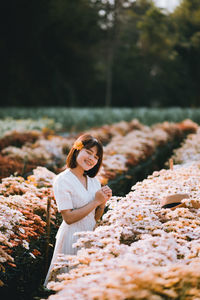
[27,175,36,182]
[136,214,143,221]
[73,140,84,150]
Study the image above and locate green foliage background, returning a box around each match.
[1,0,200,107]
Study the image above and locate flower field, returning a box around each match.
[0,118,196,183]
[46,161,200,299]
[0,117,199,299]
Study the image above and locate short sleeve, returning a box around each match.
[53,176,73,212]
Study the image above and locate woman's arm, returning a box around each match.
[95,185,112,221]
[61,189,107,225]
[95,204,105,221]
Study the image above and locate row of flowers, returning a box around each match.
[169,126,200,166]
[97,119,197,184]
[0,167,57,283]
[0,118,61,138]
[46,160,200,299]
[0,119,197,183]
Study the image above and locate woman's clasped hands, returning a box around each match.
[95,185,112,207]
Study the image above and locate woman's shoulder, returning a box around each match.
[53,168,72,185]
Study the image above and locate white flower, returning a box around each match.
[22,240,29,250]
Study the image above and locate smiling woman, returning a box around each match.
[44,134,112,287]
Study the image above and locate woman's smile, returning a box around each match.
[85,159,93,166]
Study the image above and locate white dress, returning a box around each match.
[44,168,101,286]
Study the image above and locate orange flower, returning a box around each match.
[27,175,36,183]
[73,140,84,150]
[7,262,16,268]
[136,214,143,221]
[31,249,41,256]
[100,177,108,186]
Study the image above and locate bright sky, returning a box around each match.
[96,1,181,12]
[153,0,181,12]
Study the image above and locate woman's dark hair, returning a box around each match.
[66,134,103,177]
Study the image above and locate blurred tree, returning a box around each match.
[92,0,157,107]
[112,0,156,106]
[0,0,102,106]
[0,0,200,107]
[135,3,180,106]
[172,0,200,107]
[112,0,200,107]
[90,0,127,107]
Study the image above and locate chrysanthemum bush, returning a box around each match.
[46,260,200,299]
[0,118,196,183]
[0,118,61,138]
[0,167,57,288]
[45,162,200,299]
[169,126,200,166]
[0,130,75,180]
[96,119,197,184]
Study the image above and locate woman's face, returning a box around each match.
[76,145,99,171]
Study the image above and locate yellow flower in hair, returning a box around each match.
[73,140,84,150]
